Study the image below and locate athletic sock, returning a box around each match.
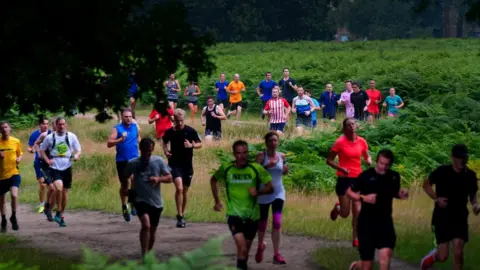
[40,201,45,206]
[122,204,127,211]
[1,215,6,221]
[11,212,16,218]
[236,259,247,270]
[56,211,61,217]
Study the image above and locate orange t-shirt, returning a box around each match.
[227,81,245,103]
[366,89,382,114]
[331,135,368,178]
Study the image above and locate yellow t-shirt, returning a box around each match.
[227,81,246,103]
[0,137,23,180]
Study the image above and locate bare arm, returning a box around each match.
[137,123,141,143]
[210,176,221,204]
[195,86,201,96]
[175,80,181,92]
[201,107,207,124]
[255,152,264,164]
[216,106,227,120]
[107,127,124,148]
[471,192,478,206]
[326,150,347,174]
[256,86,262,97]
[33,133,46,153]
[397,101,405,108]
[192,140,202,149]
[258,182,274,195]
[152,174,173,184]
[184,87,188,96]
[346,187,361,201]
[423,177,437,201]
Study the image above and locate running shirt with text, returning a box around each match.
[264,97,290,124]
[213,162,272,221]
[365,89,382,114]
[227,81,246,103]
[331,135,368,178]
[340,91,354,118]
[39,132,81,171]
[0,137,23,180]
[162,126,201,169]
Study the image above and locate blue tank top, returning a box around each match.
[167,81,178,100]
[115,123,139,162]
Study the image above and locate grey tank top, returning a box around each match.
[187,85,197,102]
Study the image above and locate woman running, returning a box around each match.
[327,117,371,247]
[148,101,174,143]
[254,131,288,265]
[184,81,201,124]
[383,88,404,117]
[164,74,181,110]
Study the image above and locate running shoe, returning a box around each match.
[273,253,286,265]
[420,249,436,269]
[123,208,131,222]
[1,218,7,232]
[59,217,67,227]
[349,261,358,270]
[352,239,359,247]
[330,202,340,221]
[10,216,19,231]
[54,213,62,224]
[176,215,186,228]
[43,205,54,222]
[37,204,45,214]
[255,241,266,263]
[131,207,137,216]
[227,114,231,119]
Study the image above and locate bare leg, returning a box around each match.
[182,186,189,215]
[351,200,361,242]
[148,226,157,251]
[53,180,64,213]
[188,103,195,124]
[38,178,46,203]
[139,214,151,257]
[0,195,6,216]
[236,106,242,120]
[378,248,393,270]
[452,239,465,270]
[10,186,18,213]
[62,189,68,213]
[174,178,183,216]
[233,233,248,269]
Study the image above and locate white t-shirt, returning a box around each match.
[40,132,81,171]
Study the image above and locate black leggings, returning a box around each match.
[259,199,284,231]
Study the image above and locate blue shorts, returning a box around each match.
[34,159,45,180]
[269,123,286,132]
[0,175,21,196]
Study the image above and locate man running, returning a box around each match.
[320,83,339,121]
[365,80,382,123]
[164,74,181,110]
[420,144,479,270]
[0,121,23,231]
[201,96,226,142]
[125,138,172,257]
[128,71,139,119]
[39,117,82,227]
[28,116,51,213]
[291,87,316,133]
[350,82,370,121]
[162,109,202,228]
[278,68,298,106]
[226,74,246,120]
[263,86,290,134]
[305,89,320,128]
[256,72,277,120]
[215,73,230,111]
[347,149,409,270]
[383,88,404,117]
[338,80,354,119]
[210,140,273,270]
[107,108,141,222]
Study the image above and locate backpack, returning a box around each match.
[48,132,71,158]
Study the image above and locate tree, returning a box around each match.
[0,0,215,121]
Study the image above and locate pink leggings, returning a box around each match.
[258,199,284,232]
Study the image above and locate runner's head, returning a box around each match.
[51,116,58,132]
[265,72,272,81]
[232,140,249,167]
[173,108,186,129]
[220,73,225,81]
[0,120,11,138]
[264,131,279,151]
[55,117,67,134]
[297,86,304,97]
[233,73,240,82]
[283,68,289,77]
[189,80,196,86]
[121,108,133,125]
[352,82,360,93]
[38,116,49,133]
[389,87,396,96]
[451,144,468,171]
[326,83,333,92]
[345,80,352,91]
[139,138,155,163]
[169,74,175,80]
[305,88,312,97]
[342,117,356,135]
[272,86,280,98]
[369,80,376,89]
[375,149,395,175]
[206,96,215,107]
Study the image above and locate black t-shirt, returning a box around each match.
[351,168,401,219]
[162,125,201,168]
[350,90,369,117]
[278,77,297,101]
[429,165,478,219]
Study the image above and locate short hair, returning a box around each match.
[352,82,360,87]
[297,86,304,91]
[206,95,215,101]
[232,140,248,153]
[55,117,66,125]
[452,144,468,159]
[264,131,279,145]
[174,108,186,117]
[283,67,289,72]
[265,72,272,76]
[139,138,155,151]
[305,88,312,94]
[38,115,48,125]
[345,80,352,84]
[376,149,395,165]
[342,117,355,130]
[122,108,132,115]
[0,120,9,127]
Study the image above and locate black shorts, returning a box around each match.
[134,201,163,228]
[50,167,73,189]
[0,175,22,196]
[229,102,242,111]
[227,216,258,241]
[171,166,194,187]
[168,98,178,104]
[432,212,469,244]
[336,177,356,196]
[116,161,128,185]
[358,215,396,261]
[323,111,336,120]
[205,129,222,140]
[188,100,198,105]
[217,99,229,108]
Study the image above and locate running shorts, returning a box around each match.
[336,177,356,196]
[51,167,73,189]
[188,100,198,105]
[295,117,312,128]
[217,99,229,108]
[269,123,286,132]
[116,161,129,185]
[229,102,242,111]
[358,215,396,261]
[227,216,258,241]
[432,212,468,245]
[134,201,163,228]
[0,175,21,196]
[171,166,194,187]
[34,159,45,180]
[168,98,178,104]
[205,129,222,140]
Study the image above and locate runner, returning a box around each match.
[201,96,226,142]
[327,117,372,247]
[350,82,370,121]
[210,140,273,270]
[420,144,479,270]
[226,74,246,121]
[346,149,409,270]
[0,121,23,231]
[383,88,404,117]
[39,117,82,227]
[128,71,139,119]
[291,87,316,133]
[305,89,320,128]
[162,109,202,228]
[164,74,181,110]
[148,101,174,143]
[365,80,382,124]
[338,80,354,119]
[254,132,288,265]
[124,138,173,257]
[320,83,339,122]
[27,116,51,213]
[184,81,201,124]
[256,72,277,120]
[107,108,141,222]
[263,86,290,134]
[278,67,298,106]
[215,73,229,111]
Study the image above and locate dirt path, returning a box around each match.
[4,205,417,270]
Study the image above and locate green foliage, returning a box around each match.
[75,154,115,192]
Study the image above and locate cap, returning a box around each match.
[452,144,468,159]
